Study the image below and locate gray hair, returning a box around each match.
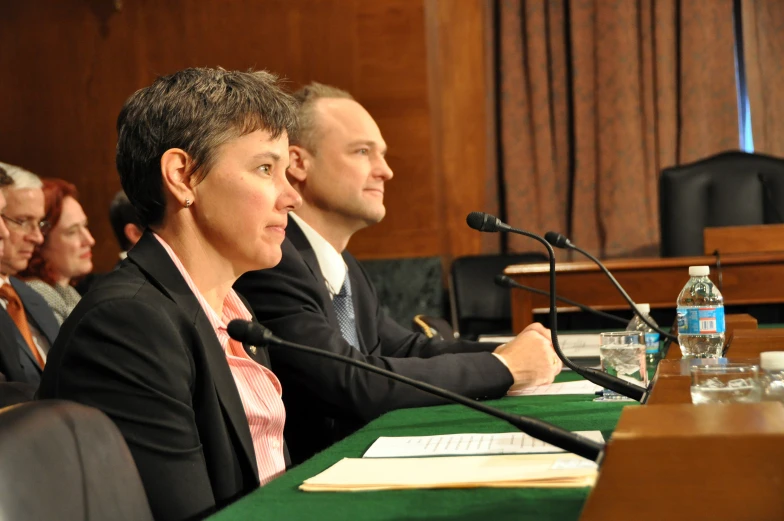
[0,162,42,190]
[116,67,298,227]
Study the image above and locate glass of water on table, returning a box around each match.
[690,363,762,404]
[596,331,647,401]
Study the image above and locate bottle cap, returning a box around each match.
[633,303,650,314]
[760,352,784,371]
[688,266,710,276]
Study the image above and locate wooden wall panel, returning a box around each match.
[0,0,495,269]
[425,0,501,259]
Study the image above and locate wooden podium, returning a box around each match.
[584,322,784,519]
[505,253,784,332]
[646,357,761,405]
[580,402,784,521]
[664,313,759,360]
[704,223,784,255]
[728,328,784,356]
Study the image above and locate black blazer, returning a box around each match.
[38,232,281,521]
[234,220,512,464]
[0,277,59,385]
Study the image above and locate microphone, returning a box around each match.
[465,211,511,233]
[467,212,647,402]
[227,319,604,462]
[544,232,676,342]
[494,274,629,326]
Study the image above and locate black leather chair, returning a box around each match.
[0,400,153,521]
[449,253,548,339]
[660,150,784,257]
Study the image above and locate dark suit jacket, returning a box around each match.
[38,232,281,521]
[234,220,513,464]
[0,277,59,385]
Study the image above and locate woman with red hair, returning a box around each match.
[20,178,95,324]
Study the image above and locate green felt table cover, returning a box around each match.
[209,372,633,521]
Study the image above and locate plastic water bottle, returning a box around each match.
[626,303,660,380]
[676,266,725,358]
[760,352,784,403]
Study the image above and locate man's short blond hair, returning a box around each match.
[290,82,354,153]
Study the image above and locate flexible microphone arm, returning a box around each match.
[227,319,604,462]
[466,212,647,402]
[544,231,677,342]
[494,274,629,326]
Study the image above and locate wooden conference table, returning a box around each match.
[505,252,784,332]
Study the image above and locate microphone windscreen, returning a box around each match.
[466,212,491,231]
[545,231,570,248]
[227,319,251,343]
[494,274,512,287]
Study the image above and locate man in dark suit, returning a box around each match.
[0,162,59,386]
[234,83,562,464]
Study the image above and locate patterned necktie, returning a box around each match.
[0,283,44,368]
[332,275,361,351]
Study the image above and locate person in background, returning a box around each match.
[109,189,143,258]
[38,67,301,521]
[234,83,562,464]
[0,165,33,399]
[0,161,59,386]
[74,189,143,296]
[19,178,95,324]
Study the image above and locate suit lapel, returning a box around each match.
[11,278,57,345]
[128,232,259,480]
[0,306,36,374]
[286,220,342,329]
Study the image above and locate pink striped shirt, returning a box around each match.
[154,234,286,485]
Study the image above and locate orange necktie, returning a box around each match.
[0,284,44,368]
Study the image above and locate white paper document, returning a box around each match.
[506,379,603,397]
[362,430,604,458]
[480,333,601,359]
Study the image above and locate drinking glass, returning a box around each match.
[690,363,761,404]
[597,331,646,400]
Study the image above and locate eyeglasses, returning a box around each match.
[1,214,51,235]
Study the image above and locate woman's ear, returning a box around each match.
[160,148,195,207]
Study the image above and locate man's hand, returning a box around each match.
[493,324,562,390]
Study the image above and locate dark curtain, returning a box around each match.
[498,0,739,258]
[742,0,784,157]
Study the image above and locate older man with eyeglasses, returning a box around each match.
[0,162,59,386]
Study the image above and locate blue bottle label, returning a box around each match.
[676,307,725,335]
[644,332,660,355]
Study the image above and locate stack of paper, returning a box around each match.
[363,430,604,458]
[479,333,601,360]
[299,453,598,492]
[507,379,603,397]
